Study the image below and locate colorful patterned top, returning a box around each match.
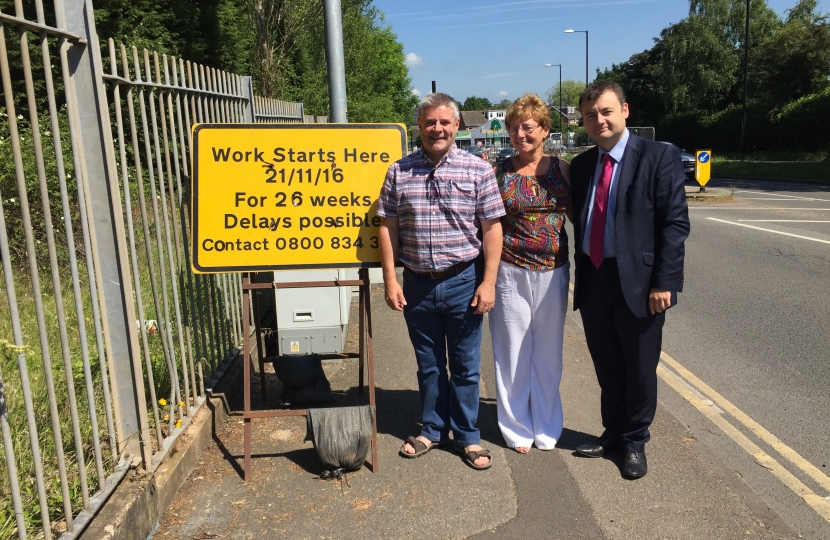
[378,146,506,273]
[498,156,569,270]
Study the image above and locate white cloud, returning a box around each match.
[405,52,425,67]
[412,88,422,97]
[498,91,508,97]
[482,72,519,80]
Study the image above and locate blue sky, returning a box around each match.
[371,0,825,106]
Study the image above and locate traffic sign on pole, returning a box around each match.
[696,150,712,187]
[191,123,406,273]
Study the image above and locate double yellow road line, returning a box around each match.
[566,283,830,523]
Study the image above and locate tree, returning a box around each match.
[595,44,665,126]
[94,0,259,76]
[689,0,781,46]
[95,0,202,58]
[494,98,513,109]
[787,0,819,21]
[273,0,417,123]
[548,110,565,134]
[544,80,585,108]
[594,0,782,116]
[461,96,492,111]
[213,0,256,76]
[245,0,322,98]
[659,16,740,113]
[92,0,426,126]
[751,0,830,108]
[340,3,420,123]
[588,0,830,152]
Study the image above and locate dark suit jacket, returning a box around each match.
[571,134,690,318]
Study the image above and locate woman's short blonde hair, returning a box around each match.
[505,93,551,132]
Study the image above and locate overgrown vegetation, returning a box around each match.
[94,0,419,123]
[0,7,258,540]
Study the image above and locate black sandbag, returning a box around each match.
[306,405,374,471]
[273,355,335,405]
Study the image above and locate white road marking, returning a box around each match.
[736,190,830,202]
[706,217,830,244]
[735,197,821,201]
[738,220,830,223]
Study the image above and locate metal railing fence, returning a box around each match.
[0,1,309,538]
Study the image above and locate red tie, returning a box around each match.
[590,153,614,269]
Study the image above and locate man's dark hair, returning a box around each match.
[578,80,626,113]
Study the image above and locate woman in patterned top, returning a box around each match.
[489,93,571,453]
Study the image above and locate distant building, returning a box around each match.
[459,110,487,130]
[550,105,581,126]
[455,125,510,150]
[485,109,506,121]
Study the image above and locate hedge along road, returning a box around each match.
[649,178,830,538]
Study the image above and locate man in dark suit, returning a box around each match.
[570,81,690,478]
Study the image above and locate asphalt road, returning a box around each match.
[648,178,830,539]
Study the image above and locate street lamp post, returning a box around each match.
[564,29,589,88]
[739,0,751,161]
[545,63,562,131]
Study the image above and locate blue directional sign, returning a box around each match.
[696,150,712,186]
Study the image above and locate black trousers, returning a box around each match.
[578,256,665,453]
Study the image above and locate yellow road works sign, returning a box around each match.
[191,124,406,273]
[696,149,712,187]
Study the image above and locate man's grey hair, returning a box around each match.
[417,92,460,120]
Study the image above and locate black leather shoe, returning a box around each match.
[622,451,648,478]
[576,438,615,458]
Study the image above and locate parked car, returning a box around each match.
[467,146,485,159]
[496,148,516,162]
[658,141,696,179]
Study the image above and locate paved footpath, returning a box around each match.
[151,280,798,540]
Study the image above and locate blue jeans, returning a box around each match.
[402,260,484,446]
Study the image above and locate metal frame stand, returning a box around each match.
[240,268,378,481]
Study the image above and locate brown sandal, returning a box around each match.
[399,436,446,459]
[453,444,493,470]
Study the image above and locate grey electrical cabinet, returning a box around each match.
[273,269,358,356]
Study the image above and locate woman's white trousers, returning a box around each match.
[489,260,569,450]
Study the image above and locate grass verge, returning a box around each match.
[713,159,830,183]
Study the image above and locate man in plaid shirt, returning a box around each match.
[378,93,505,470]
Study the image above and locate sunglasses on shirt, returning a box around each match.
[427,170,440,204]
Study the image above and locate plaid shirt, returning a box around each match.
[377,146,506,273]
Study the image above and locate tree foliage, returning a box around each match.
[544,80,585,108]
[595,46,664,125]
[461,96,492,111]
[93,0,417,123]
[750,0,830,109]
[594,0,830,152]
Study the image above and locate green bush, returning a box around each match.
[774,87,830,151]
[656,89,830,155]
[657,103,774,154]
[656,111,700,150]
